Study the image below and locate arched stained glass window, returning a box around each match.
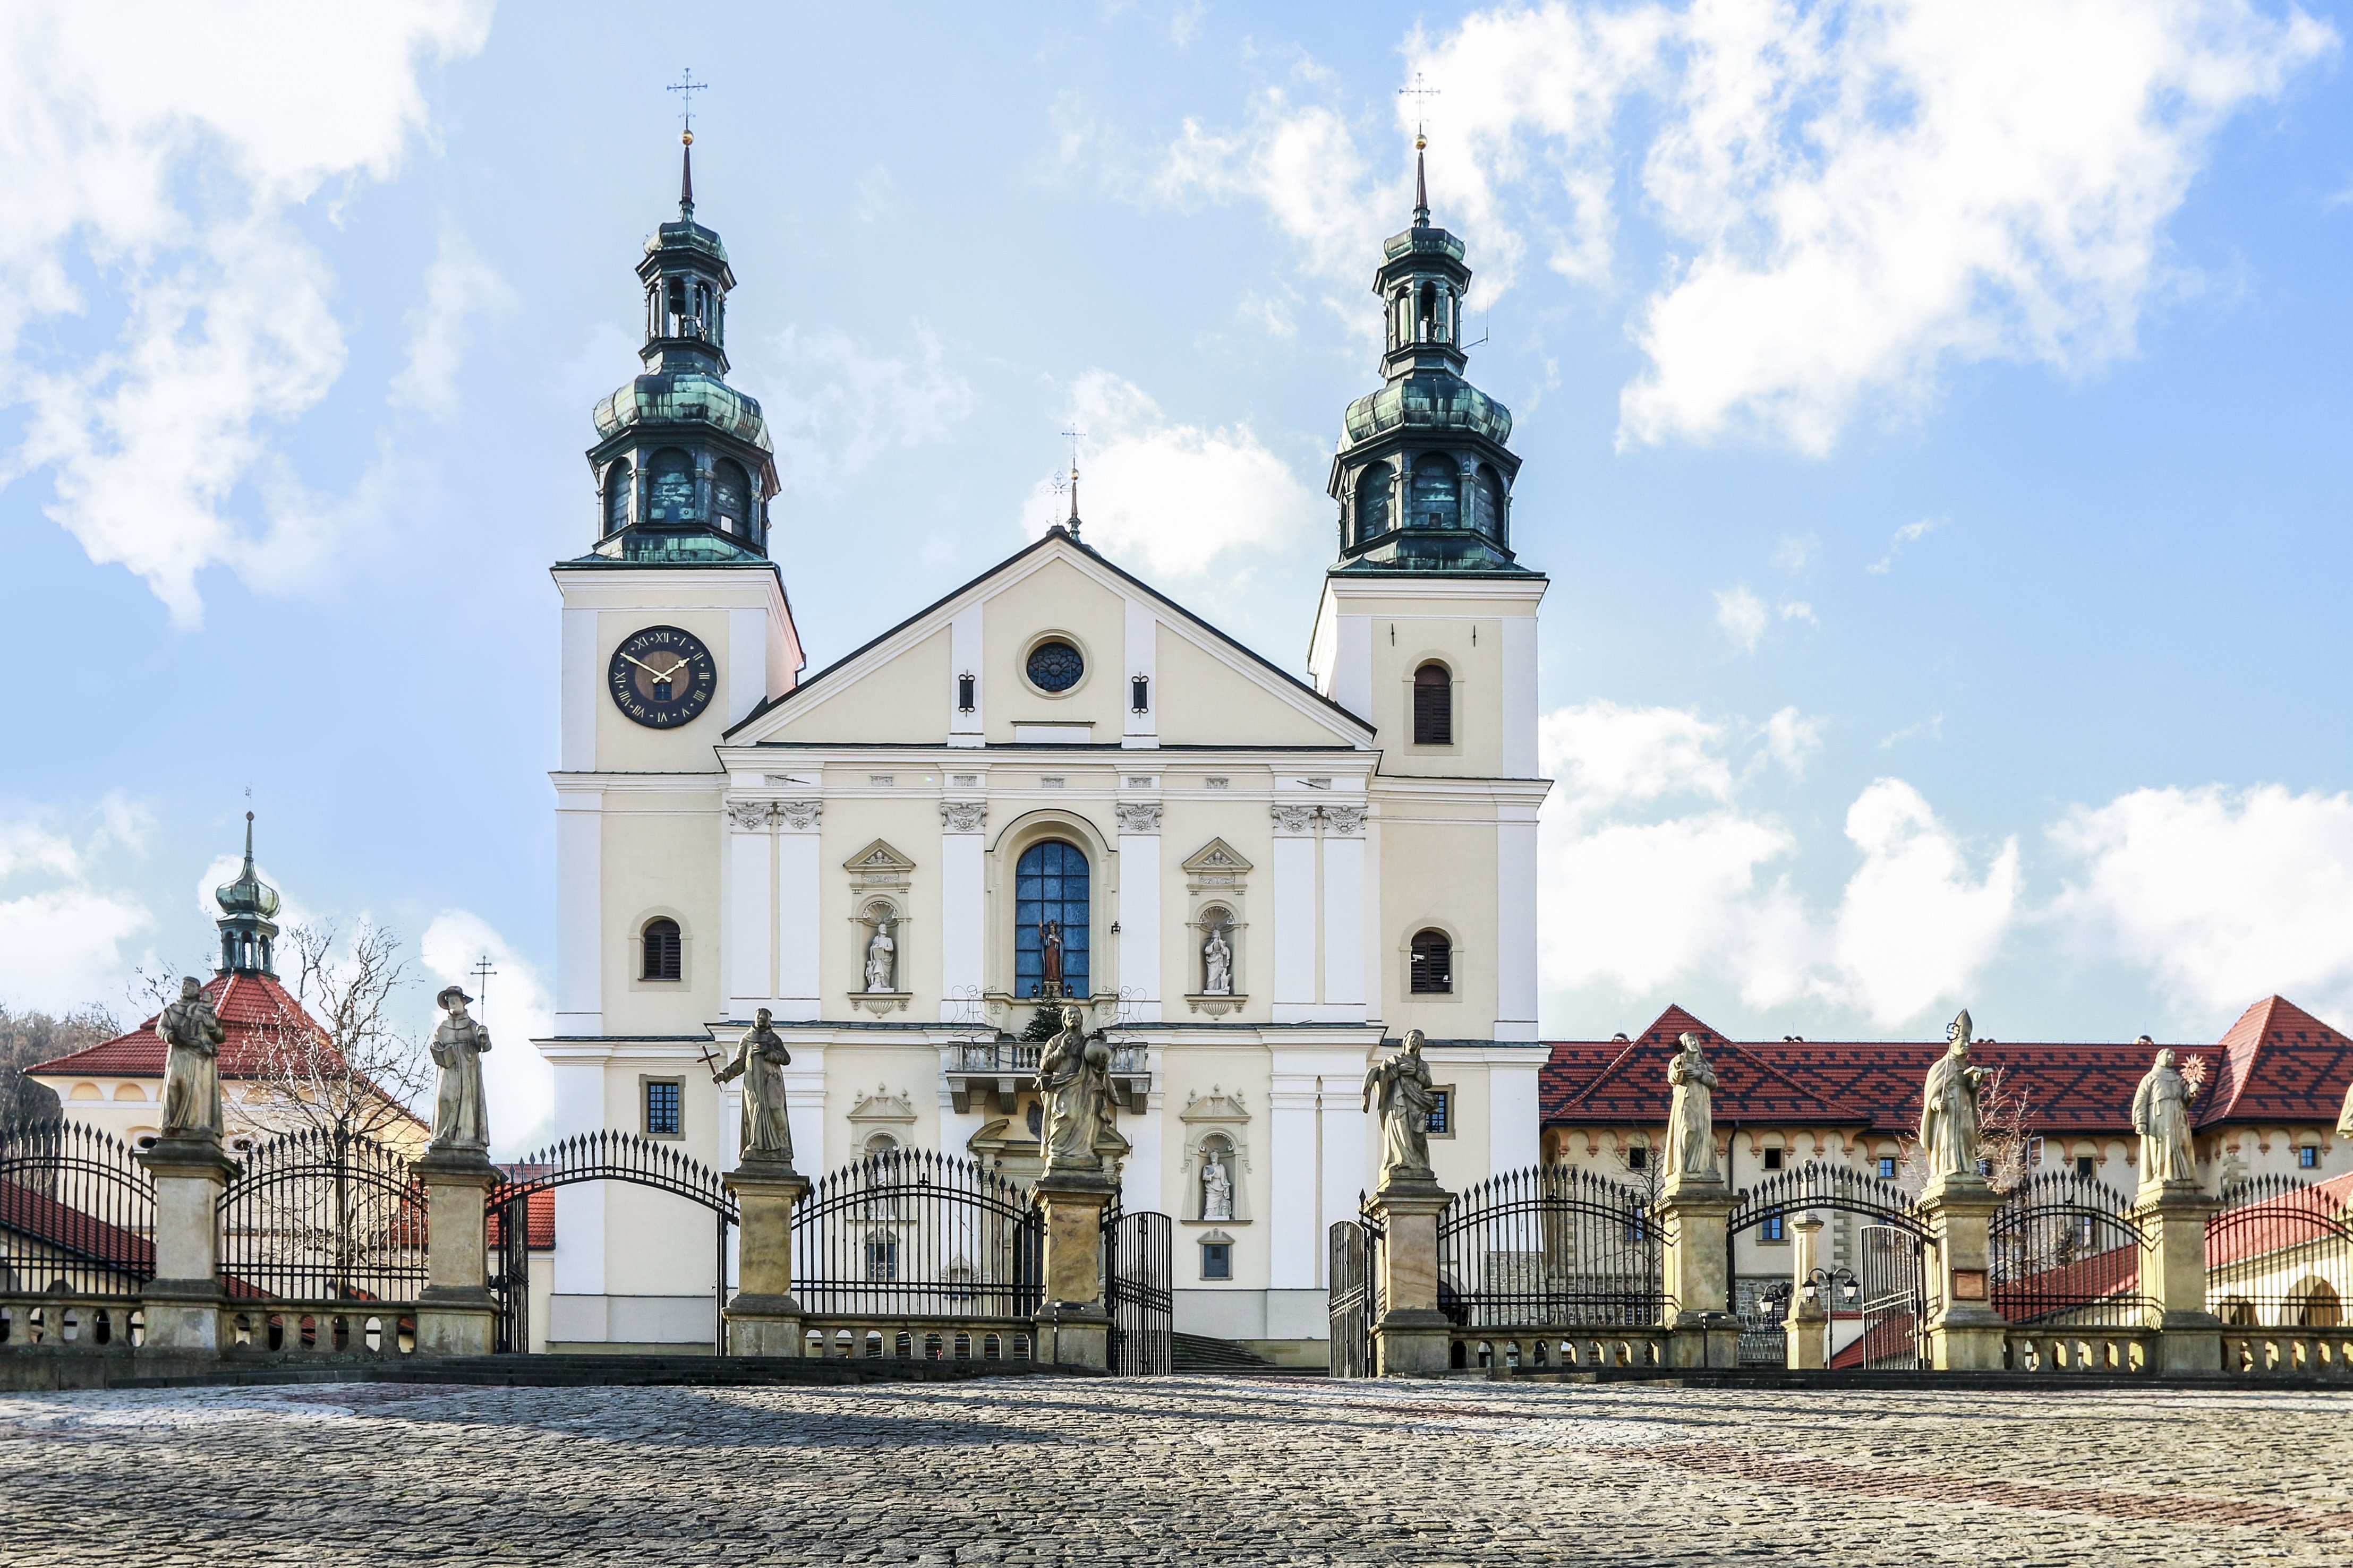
[1014,839,1090,1000]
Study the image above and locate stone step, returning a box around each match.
[1170,1333,1286,1374]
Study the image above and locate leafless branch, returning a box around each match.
[241,921,429,1145]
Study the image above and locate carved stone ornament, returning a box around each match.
[1114,801,1163,834]
[940,800,987,834]
[726,800,773,831]
[1269,802,1320,836]
[772,800,822,831]
[1320,804,1367,836]
[1182,838,1252,896]
[843,838,916,894]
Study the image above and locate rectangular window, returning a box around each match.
[1761,1213,1785,1243]
[1425,1089,1452,1137]
[1627,1146,1649,1172]
[2301,1145,2321,1169]
[644,1079,683,1138]
[1762,1147,1785,1171]
[1201,1242,1232,1281]
[1878,1156,1898,1179]
[2075,1154,2098,1179]
[866,1237,899,1281]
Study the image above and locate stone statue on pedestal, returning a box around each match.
[1201,1152,1233,1221]
[1665,1031,1720,1183]
[1036,1004,1112,1172]
[1364,1029,1437,1185]
[714,1007,794,1163]
[1202,925,1233,996]
[2130,1044,2197,1187]
[1920,1009,1989,1181]
[429,987,492,1152]
[157,977,226,1139]
[864,918,897,993]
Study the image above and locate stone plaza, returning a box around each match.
[3,1375,2350,1565]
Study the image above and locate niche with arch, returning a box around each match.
[1179,1089,1250,1224]
[1181,838,1252,1017]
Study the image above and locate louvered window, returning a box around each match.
[1413,663,1452,746]
[642,918,683,981]
[1409,928,1452,994]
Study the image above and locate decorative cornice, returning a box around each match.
[940,800,987,834]
[1321,804,1366,836]
[725,800,772,831]
[1269,802,1320,836]
[773,800,822,831]
[1114,801,1163,835]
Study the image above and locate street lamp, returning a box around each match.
[1802,1266,1861,1370]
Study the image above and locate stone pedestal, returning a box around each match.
[2135,1180,2222,1373]
[137,1134,235,1355]
[1367,1173,1453,1376]
[1785,1214,1828,1370]
[413,1146,501,1357]
[723,1156,812,1356]
[1657,1175,1740,1369]
[1033,1167,1119,1370]
[1919,1173,2006,1370]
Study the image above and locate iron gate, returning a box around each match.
[0,1119,156,1295]
[1990,1173,2152,1330]
[1327,1214,1379,1377]
[1727,1162,1933,1369]
[791,1149,1040,1318]
[2206,1174,2353,1327]
[1104,1204,1172,1375]
[218,1129,428,1303]
[1435,1165,1663,1330]
[488,1131,737,1354]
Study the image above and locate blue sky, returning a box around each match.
[3,1,2351,1149]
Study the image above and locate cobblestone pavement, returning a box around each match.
[4,1376,2350,1566]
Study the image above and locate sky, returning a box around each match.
[2,0,2350,1157]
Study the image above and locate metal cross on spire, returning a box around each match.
[1061,427,1086,535]
[1398,72,1440,135]
[669,68,707,137]
[470,953,498,1014]
[1400,73,1439,225]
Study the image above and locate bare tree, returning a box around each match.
[0,1004,121,1125]
[242,922,431,1146]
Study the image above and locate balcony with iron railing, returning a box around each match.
[942,1039,1152,1116]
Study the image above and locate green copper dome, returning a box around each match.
[1342,372,1513,450]
[593,371,772,452]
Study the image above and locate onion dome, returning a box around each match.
[215,812,280,975]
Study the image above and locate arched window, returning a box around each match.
[1410,929,1453,994]
[2295,1279,2342,1327]
[712,459,749,536]
[1409,455,1459,530]
[603,459,633,535]
[1014,839,1090,1000]
[1471,465,1505,539]
[1354,462,1392,544]
[641,918,682,981]
[1418,281,1437,341]
[647,449,696,526]
[1413,662,1452,746]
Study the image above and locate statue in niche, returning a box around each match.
[157,977,227,1141]
[1363,1030,1437,1185]
[2130,1044,2197,1188]
[1664,1031,1720,1184]
[864,914,897,992]
[713,1007,793,1164]
[1039,920,1065,996]
[1200,1148,1235,1221]
[428,987,493,1153]
[1035,1004,1112,1173]
[1202,923,1233,996]
[1919,1009,1990,1182]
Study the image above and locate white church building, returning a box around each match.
[535,144,1548,1359]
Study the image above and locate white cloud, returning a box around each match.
[2051,784,2353,1020]
[1779,599,1819,627]
[756,322,973,497]
[1539,702,2018,1025]
[388,225,513,416]
[1868,517,1943,575]
[1160,1,2333,456]
[0,0,492,626]
[1878,713,1945,749]
[0,807,155,1013]
[1022,371,1320,578]
[1715,585,1769,653]
[421,910,555,1160]
[1831,779,2021,1023]
[1774,532,1820,572]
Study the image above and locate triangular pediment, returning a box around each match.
[722,531,1372,749]
[843,839,917,876]
[1180,837,1253,876]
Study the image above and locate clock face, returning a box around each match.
[608,625,718,729]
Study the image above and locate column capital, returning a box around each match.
[1113,800,1163,834]
[940,800,987,834]
[1269,802,1320,836]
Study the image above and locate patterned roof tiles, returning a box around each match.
[27,972,334,1080]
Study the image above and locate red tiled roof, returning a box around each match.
[1543,999,2351,1136]
[0,1177,155,1279]
[29,971,338,1080]
[2206,1171,2353,1271]
[488,1168,558,1252]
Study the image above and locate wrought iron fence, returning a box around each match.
[2207,1173,2353,1329]
[1728,1162,1931,1240]
[1104,1204,1172,1375]
[792,1149,1041,1318]
[1436,1165,1663,1329]
[217,1128,428,1302]
[1855,1222,1930,1369]
[0,1119,156,1296]
[1990,1173,2152,1329]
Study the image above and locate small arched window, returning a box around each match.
[1418,281,1437,341]
[641,918,683,981]
[1413,662,1452,746]
[1471,464,1505,539]
[603,459,633,535]
[647,449,695,525]
[1410,929,1453,994]
[1355,462,1392,544]
[713,459,750,536]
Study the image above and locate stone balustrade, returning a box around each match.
[1452,1327,1669,1373]
[797,1314,1036,1365]
[221,1304,417,1358]
[2220,1326,2353,1376]
[2000,1329,2151,1373]
[0,1293,144,1353]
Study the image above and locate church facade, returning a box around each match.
[533,147,1549,1357]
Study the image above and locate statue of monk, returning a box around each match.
[2130,1044,2197,1188]
[713,1007,793,1164]
[1919,1009,1989,1181]
[429,986,493,1152]
[157,977,227,1140]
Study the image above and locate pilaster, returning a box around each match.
[940,800,986,1021]
[1917,1173,2006,1371]
[1786,1213,1827,1369]
[1657,1173,1740,1368]
[412,1146,500,1357]
[1114,799,1163,1022]
[723,1155,812,1356]
[773,799,822,1021]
